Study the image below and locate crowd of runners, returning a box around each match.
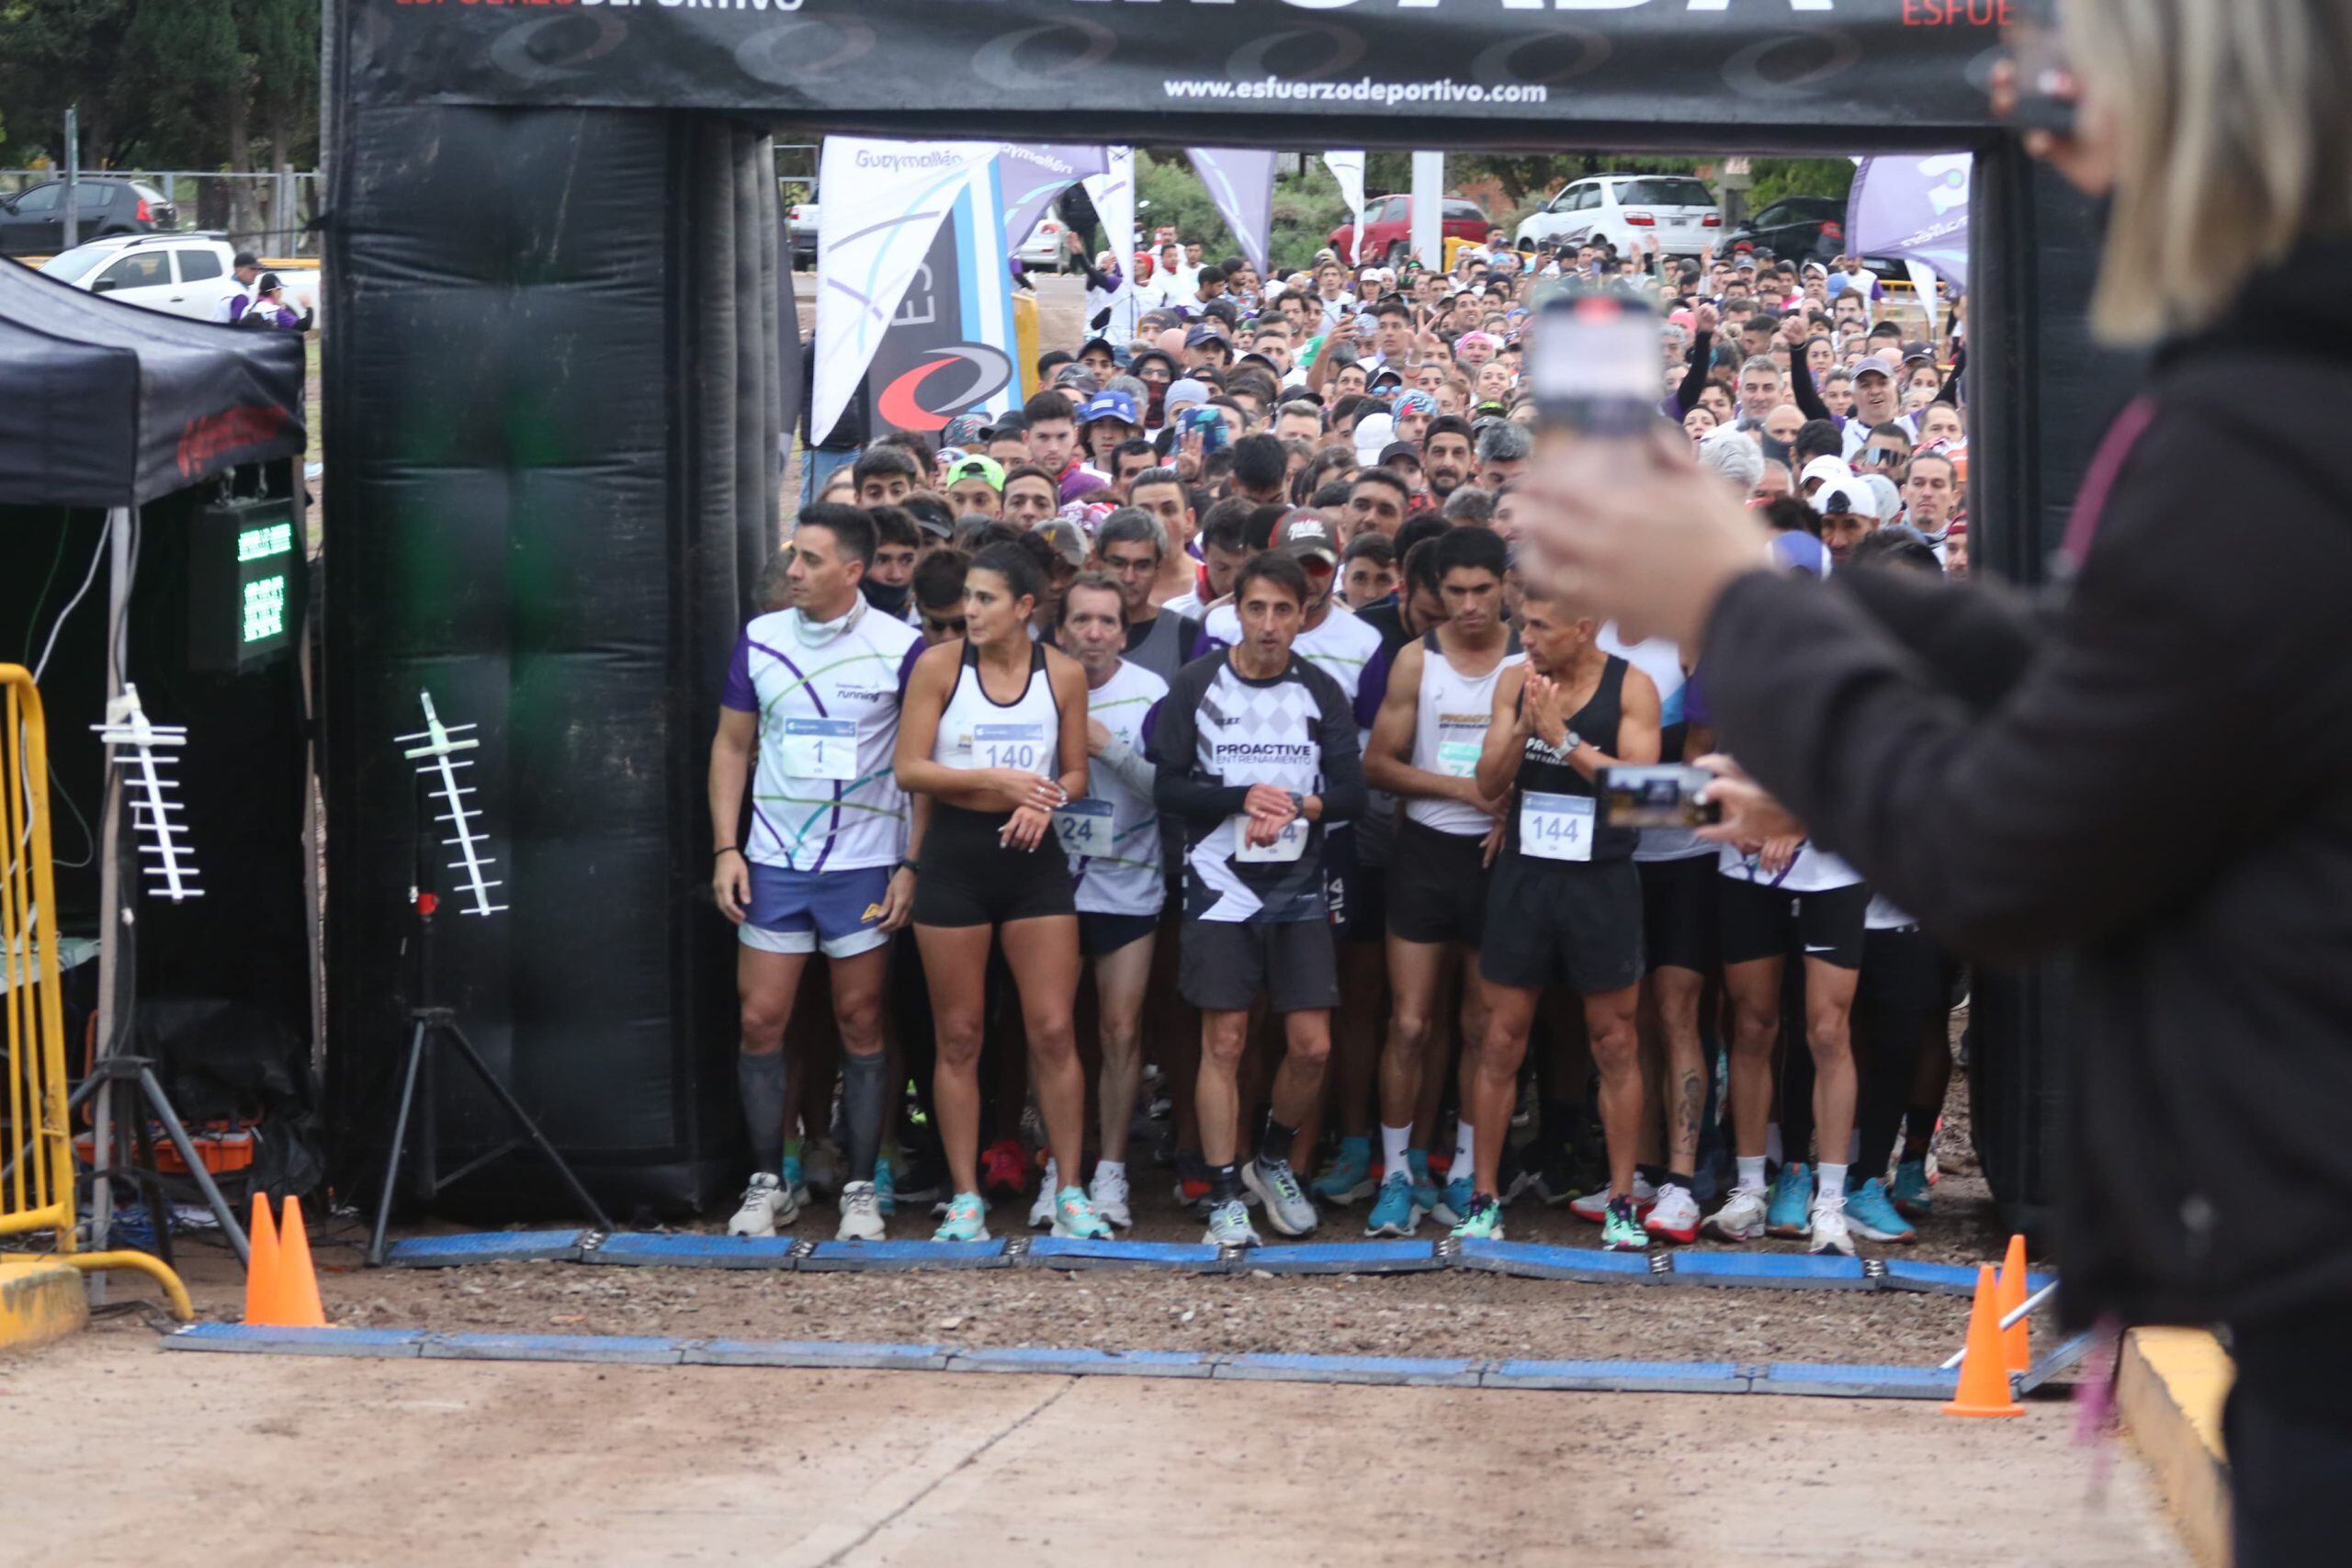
[716,223,1973,1259]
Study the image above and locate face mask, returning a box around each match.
[859,580,910,619]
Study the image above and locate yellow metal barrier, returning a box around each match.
[0,665,191,1321]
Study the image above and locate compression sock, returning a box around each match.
[1260,1114,1302,1169]
[842,1048,888,1184]
[1381,1123,1414,1181]
[1209,1162,1241,1204]
[1736,1155,1768,1194]
[1815,1162,1849,1206]
[739,1051,786,1176]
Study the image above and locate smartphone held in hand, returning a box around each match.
[1600,763,1723,830]
[1529,294,1662,443]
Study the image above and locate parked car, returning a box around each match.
[1327,196,1490,267]
[0,176,177,256]
[786,196,818,268]
[1515,175,1719,259]
[1014,213,1074,272]
[1717,196,1854,265]
[38,232,320,325]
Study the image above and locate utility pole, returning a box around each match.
[63,106,80,251]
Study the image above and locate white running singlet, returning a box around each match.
[933,642,1061,779]
[1405,629,1524,837]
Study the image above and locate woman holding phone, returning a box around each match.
[895,543,1112,1243]
[1522,6,2352,1558]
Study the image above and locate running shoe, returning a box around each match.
[933,1191,991,1243]
[1364,1170,1426,1237]
[1808,1201,1856,1258]
[1431,1173,1476,1228]
[1311,1136,1377,1205]
[1029,1158,1062,1230]
[836,1179,886,1242]
[1406,1148,1440,1216]
[979,1138,1030,1200]
[1496,1141,1533,1206]
[1532,1145,1585,1207]
[873,1155,898,1217]
[1766,1162,1814,1239]
[1891,1157,1933,1220]
[1568,1176,1657,1224]
[1204,1197,1261,1248]
[780,1152,810,1213]
[1703,1186,1769,1243]
[1244,1156,1318,1238]
[727,1172,791,1237]
[1449,1194,1504,1242]
[1050,1185,1114,1241]
[1173,1151,1213,1213]
[1643,1183,1702,1245]
[1843,1178,1916,1244]
[1089,1165,1133,1229]
[1600,1199,1651,1252]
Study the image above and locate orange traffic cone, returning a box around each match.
[242,1190,281,1324]
[264,1196,328,1328]
[1996,1234,2032,1373]
[1942,1264,2023,1418]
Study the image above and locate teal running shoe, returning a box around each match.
[1050,1185,1114,1241]
[780,1152,810,1213]
[1311,1136,1376,1205]
[1844,1177,1916,1243]
[1766,1162,1814,1239]
[1449,1193,1504,1241]
[1600,1199,1651,1252]
[1891,1157,1933,1219]
[933,1191,991,1243]
[874,1154,898,1217]
[1364,1170,1426,1237]
[1431,1173,1476,1228]
[1406,1148,1440,1218]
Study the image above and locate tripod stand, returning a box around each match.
[65,1055,253,1270]
[366,699,613,1265]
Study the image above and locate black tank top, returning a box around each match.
[1506,655,1637,864]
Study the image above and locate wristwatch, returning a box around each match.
[1287,791,1306,818]
[1561,729,1586,755]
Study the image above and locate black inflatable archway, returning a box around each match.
[322,0,2132,1228]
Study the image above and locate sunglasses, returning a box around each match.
[922,615,967,639]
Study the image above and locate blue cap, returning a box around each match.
[1078,389,1140,426]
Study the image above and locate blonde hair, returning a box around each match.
[2068,0,2352,343]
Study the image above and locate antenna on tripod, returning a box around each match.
[394,691,505,916]
[92,682,200,904]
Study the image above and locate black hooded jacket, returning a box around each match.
[1699,246,2352,1331]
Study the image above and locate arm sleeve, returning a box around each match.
[720,633,758,713]
[1787,342,1831,423]
[1674,332,1713,416]
[1699,407,2352,959]
[1352,643,1394,732]
[1312,671,1369,826]
[1097,733,1159,802]
[1151,667,1253,821]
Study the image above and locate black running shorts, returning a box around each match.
[1477,856,1645,994]
[1638,852,1720,976]
[1180,918,1340,1014]
[1716,876,1870,971]
[912,803,1077,929]
[1385,818,1491,948]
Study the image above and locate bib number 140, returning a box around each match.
[975,722,1047,773]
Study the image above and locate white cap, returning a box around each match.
[1811,478,1874,517]
[1353,412,1397,466]
[1799,455,1855,491]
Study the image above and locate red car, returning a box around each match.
[1328,195,1493,266]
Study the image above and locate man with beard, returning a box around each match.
[1420,415,1477,502]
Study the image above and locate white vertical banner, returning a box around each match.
[1409,151,1445,268]
[1324,151,1366,266]
[812,138,1002,446]
[1185,148,1279,276]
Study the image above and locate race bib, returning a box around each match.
[1053,798,1114,858]
[780,716,857,781]
[974,722,1049,774]
[1520,792,1594,863]
[1233,815,1307,864]
[1437,738,1484,779]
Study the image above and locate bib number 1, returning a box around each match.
[781,716,857,781]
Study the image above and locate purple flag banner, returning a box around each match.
[1847,153,1973,288]
[1000,143,1108,257]
[1186,148,1278,276]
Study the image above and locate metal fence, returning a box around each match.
[1,169,323,255]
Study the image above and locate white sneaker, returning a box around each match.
[1569,1175,1657,1223]
[1643,1183,1702,1244]
[836,1179,886,1242]
[1029,1158,1060,1230]
[1703,1186,1769,1243]
[1808,1201,1856,1258]
[1089,1166,1133,1229]
[728,1172,791,1237]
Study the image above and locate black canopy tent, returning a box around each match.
[0,259,313,1263]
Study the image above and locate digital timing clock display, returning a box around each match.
[191,499,304,672]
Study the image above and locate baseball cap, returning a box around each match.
[1183,324,1227,348]
[1078,390,1140,426]
[1812,479,1873,518]
[1368,366,1406,390]
[1052,365,1100,395]
[1077,335,1119,364]
[982,409,1029,439]
[1851,353,1898,382]
[939,412,990,449]
[944,454,1006,492]
[1378,441,1424,468]
[1035,517,1090,568]
[1275,510,1340,568]
[1799,455,1855,492]
[1862,473,1905,523]
[1352,412,1396,466]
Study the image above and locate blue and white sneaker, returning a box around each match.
[1406,1149,1440,1219]
[1311,1136,1376,1205]
[1431,1173,1476,1228]
[1843,1177,1916,1243]
[1364,1171,1426,1237]
[1766,1162,1814,1239]
[933,1191,991,1243]
[1891,1157,1933,1220]
[780,1152,810,1214]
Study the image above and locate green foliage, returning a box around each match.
[1745,157,1858,211]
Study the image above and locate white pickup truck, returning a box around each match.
[38,232,322,326]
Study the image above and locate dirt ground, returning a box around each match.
[1,1320,2188,1568]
